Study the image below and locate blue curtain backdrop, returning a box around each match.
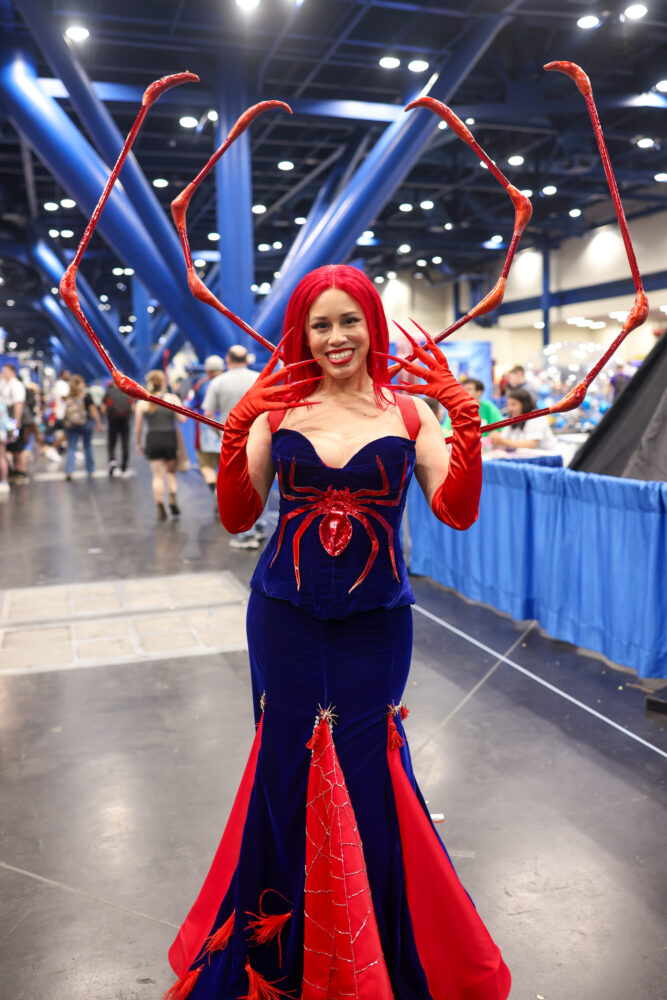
[408,462,667,678]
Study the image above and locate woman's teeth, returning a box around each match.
[327,349,354,363]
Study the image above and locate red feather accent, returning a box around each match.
[161,965,203,1000]
[201,909,234,958]
[239,957,294,999]
[388,716,405,750]
[246,891,292,967]
[302,717,394,999]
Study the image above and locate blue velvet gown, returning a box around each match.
[166,426,511,1000]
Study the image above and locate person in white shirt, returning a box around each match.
[53,370,71,453]
[1,363,28,480]
[489,388,557,452]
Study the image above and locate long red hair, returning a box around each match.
[281,265,390,403]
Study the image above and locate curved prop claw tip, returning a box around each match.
[405,96,472,144]
[468,277,506,319]
[142,72,199,107]
[112,372,150,402]
[543,61,592,98]
[549,381,587,414]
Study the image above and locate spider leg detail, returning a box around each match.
[285,457,326,499]
[171,101,292,356]
[355,506,399,582]
[269,505,315,570]
[354,455,408,506]
[347,513,380,593]
[292,511,323,590]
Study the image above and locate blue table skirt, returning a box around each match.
[408,461,667,679]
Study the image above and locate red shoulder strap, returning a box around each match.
[268,409,287,433]
[396,394,421,440]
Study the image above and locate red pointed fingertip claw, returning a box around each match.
[142,72,199,107]
[392,319,418,346]
[408,317,435,342]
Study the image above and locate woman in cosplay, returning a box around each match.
[56,59,646,1000]
[162,262,511,1000]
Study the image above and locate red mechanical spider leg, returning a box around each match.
[58,71,229,432]
[170,101,292,355]
[347,512,380,593]
[354,506,399,582]
[477,61,649,437]
[291,510,322,590]
[403,97,532,346]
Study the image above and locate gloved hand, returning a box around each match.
[387,322,482,530]
[217,341,318,533]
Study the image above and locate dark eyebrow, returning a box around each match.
[310,310,360,320]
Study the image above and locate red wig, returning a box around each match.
[281,264,390,403]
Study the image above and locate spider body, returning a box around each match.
[271,454,408,592]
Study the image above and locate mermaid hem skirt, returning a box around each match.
[165,592,511,1000]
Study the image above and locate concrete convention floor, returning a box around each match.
[1,440,666,1000]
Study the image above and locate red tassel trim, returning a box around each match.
[400,703,410,721]
[388,715,405,750]
[246,890,292,967]
[201,909,234,958]
[161,965,203,1000]
[239,957,294,999]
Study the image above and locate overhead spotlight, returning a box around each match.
[60,197,76,208]
[408,59,429,73]
[379,56,400,69]
[258,281,271,294]
[398,202,413,212]
[236,0,260,9]
[43,201,58,211]
[116,282,126,290]
[443,222,454,231]
[152,178,169,188]
[362,230,374,239]
[272,241,283,250]
[569,207,582,218]
[99,294,108,303]
[479,160,489,169]
[251,283,258,292]
[252,204,267,214]
[577,14,600,29]
[48,228,60,238]
[431,255,442,264]
[60,228,74,237]
[416,258,427,266]
[438,121,448,130]
[419,199,434,210]
[655,80,667,93]
[123,267,134,275]
[273,271,281,279]
[655,172,667,182]
[397,243,411,254]
[51,286,58,295]
[465,117,475,125]
[294,216,306,225]
[257,243,270,251]
[8,341,17,348]
[374,275,385,284]
[490,234,503,244]
[520,188,533,197]
[193,258,207,268]
[65,25,89,41]
[386,270,397,279]
[623,3,647,18]
[635,136,656,148]
[277,160,294,171]
[6,299,15,306]
[208,232,220,241]
[507,154,524,166]
[542,184,557,196]
[179,115,198,129]
[207,109,219,122]
[112,267,123,276]
[534,321,545,329]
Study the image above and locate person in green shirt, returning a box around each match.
[441,376,503,437]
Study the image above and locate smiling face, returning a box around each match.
[305,287,371,381]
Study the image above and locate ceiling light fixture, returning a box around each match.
[387,271,397,279]
[43,201,58,211]
[397,243,411,254]
[179,115,198,129]
[258,243,270,251]
[60,197,76,208]
[408,59,429,73]
[379,56,400,69]
[507,154,524,166]
[48,228,60,238]
[577,14,600,29]
[277,160,294,171]
[624,4,647,19]
[438,121,448,130]
[194,258,206,268]
[123,267,134,276]
[252,204,267,214]
[272,241,283,250]
[654,172,667,182]
[398,202,413,212]
[294,216,306,225]
[542,184,557,195]
[60,229,74,238]
[465,117,475,125]
[152,178,169,188]
[636,136,656,148]
[112,267,123,276]
[432,255,442,264]
[207,109,219,122]
[569,207,582,218]
[65,25,89,41]
[235,0,260,9]
[655,80,667,93]
[374,275,385,283]
[444,222,454,231]
[419,199,434,210]
[520,188,533,197]
[207,232,220,241]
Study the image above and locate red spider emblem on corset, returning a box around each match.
[270,454,408,593]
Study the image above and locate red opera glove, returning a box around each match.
[388,323,482,530]
[217,343,317,533]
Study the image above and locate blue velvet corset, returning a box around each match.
[250,428,416,620]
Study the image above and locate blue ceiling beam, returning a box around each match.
[38,294,103,380]
[0,46,218,364]
[37,77,667,120]
[252,13,514,343]
[17,0,229,354]
[497,269,667,316]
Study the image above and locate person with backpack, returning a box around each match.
[63,374,103,481]
[102,379,134,477]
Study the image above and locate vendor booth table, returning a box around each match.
[408,460,667,679]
